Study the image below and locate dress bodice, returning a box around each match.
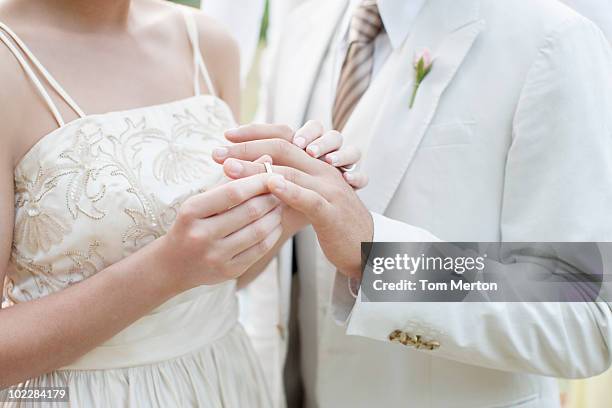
[4,95,234,305]
[0,8,237,306]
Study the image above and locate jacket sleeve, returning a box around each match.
[333,15,612,379]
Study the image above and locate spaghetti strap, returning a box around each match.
[182,10,217,97]
[0,29,65,126]
[0,21,86,122]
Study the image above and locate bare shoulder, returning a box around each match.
[190,8,241,96]
[188,6,239,55]
[142,0,240,112]
[146,1,240,93]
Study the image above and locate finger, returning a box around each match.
[292,120,324,149]
[344,171,369,190]
[206,194,280,237]
[181,174,270,219]
[226,155,270,179]
[305,130,342,158]
[221,206,283,255]
[213,139,321,173]
[267,175,332,225]
[229,225,284,271]
[223,158,320,190]
[225,124,294,143]
[254,154,273,164]
[325,145,361,167]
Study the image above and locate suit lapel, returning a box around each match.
[275,0,348,128]
[352,0,485,214]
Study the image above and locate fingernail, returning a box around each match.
[293,136,306,148]
[307,145,319,157]
[269,175,286,192]
[344,173,354,182]
[213,147,228,160]
[225,127,239,136]
[227,160,243,176]
[327,154,338,165]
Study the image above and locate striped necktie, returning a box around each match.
[332,0,384,131]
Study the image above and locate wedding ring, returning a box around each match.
[264,162,274,174]
[340,164,357,173]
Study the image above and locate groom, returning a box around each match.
[216,0,612,406]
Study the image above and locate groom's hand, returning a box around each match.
[212,125,373,279]
[266,173,373,279]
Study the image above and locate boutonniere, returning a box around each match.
[410,48,434,109]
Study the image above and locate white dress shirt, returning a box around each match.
[298,1,425,406]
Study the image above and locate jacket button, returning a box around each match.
[388,330,403,342]
[408,334,421,347]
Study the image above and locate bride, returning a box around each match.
[0,0,364,406]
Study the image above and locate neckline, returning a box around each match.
[14,93,232,171]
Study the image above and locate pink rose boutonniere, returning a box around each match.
[410,48,434,109]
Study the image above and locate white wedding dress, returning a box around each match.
[0,10,271,408]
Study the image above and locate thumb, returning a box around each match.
[267,175,331,223]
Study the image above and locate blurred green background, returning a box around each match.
[170,0,201,7]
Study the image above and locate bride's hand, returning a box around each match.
[218,121,367,235]
[160,174,282,292]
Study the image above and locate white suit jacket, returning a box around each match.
[265,0,612,406]
[561,0,612,42]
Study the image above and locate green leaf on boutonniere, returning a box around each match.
[417,58,425,80]
[410,49,434,109]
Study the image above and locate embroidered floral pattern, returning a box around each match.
[5,97,234,304]
[10,248,66,299]
[2,277,17,307]
[57,123,108,220]
[14,168,70,253]
[150,110,220,185]
[65,241,106,280]
[97,118,167,247]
